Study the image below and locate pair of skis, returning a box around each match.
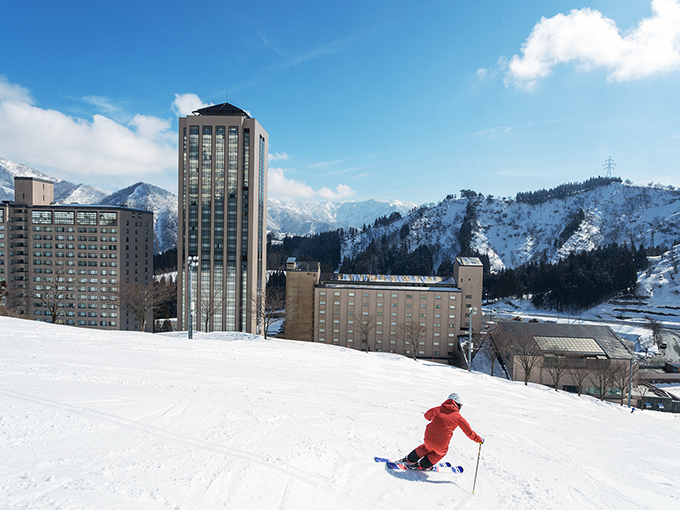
[374,456,463,474]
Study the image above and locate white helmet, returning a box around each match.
[448,393,463,409]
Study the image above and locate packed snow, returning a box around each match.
[2,318,678,509]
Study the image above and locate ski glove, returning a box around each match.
[478,437,484,444]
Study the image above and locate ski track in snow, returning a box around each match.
[2,318,680,509]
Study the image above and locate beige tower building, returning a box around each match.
[285,258,321,341]
[177,103,268,333]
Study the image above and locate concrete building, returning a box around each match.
[0,177,154,331]
[285,257,484,360]
[284,258,320,342]
[177,103,268,334]
[489,322,635,400]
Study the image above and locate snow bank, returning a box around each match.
[1,318,678,509]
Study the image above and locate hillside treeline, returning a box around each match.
[484,242,648,311]
[154,248,177,274]
[339,239,435,275]
[515,176,622,205]
[267,231,342,272]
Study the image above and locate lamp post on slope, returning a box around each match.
[187,256,199,339]
[468,306,478,372]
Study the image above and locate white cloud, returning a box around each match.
[0,76,33,104]
[475,57,508,81]
[171,93,212,117]
[471,125,514,138]
[268,167,355,201]
[82,95,123,117]
[309,158,345,169]
[0,76,176,180]
[506,0,680,89]
[269,152,290,162]
[318,183,355,200]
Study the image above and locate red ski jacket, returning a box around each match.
[422,399,482,455]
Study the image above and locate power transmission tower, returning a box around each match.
[603,156,616,178]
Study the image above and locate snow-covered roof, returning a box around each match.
[493,322,634,360]
[456,256,483,266]
[324,274,456,285]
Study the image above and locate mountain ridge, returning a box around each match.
[341,180,680,274]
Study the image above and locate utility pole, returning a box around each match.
[468,306,478,372]
[627,356,636,408]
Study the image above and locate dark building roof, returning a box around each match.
[14,176,53,184]
[193,102,251,118]
[491,322,633,360]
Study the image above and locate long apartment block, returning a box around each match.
[285,257,483,360]
[0,177,154,331]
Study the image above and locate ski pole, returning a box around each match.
[472,442,482,494]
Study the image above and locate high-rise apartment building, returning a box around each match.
[177,103,268,333]
[0,177,154,331]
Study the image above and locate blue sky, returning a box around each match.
[1,0,680,205]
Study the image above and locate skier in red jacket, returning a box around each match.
[399,393,483,470]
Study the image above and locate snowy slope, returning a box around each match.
[101,182,178,255]
[0,157,108,204]
[268,198,416,235]
[0,158,61,201]
[342,182,680,273]
[1,317,678,510]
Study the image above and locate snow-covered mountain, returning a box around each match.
[0,157,108,204]
[0,158,176,254]
[100,182,178,254]
[342,181,680,274]
[268,198,416,235]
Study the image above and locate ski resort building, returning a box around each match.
[489,322,635,400]
[177,103,268,334]
[285,257,483,360]
[0,177,154,331]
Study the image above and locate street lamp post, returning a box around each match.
[627,356,637,408]
[187,256,199,339]
[468,306,478,372]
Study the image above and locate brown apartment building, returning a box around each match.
[286,257,483,360]
[0,177,154,331]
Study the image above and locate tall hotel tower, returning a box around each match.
[177,103,268,333]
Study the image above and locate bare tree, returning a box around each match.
[610,359,636,406]
[638,333,655,356]
[544,355,570,391]
[358,315,376,353]
[513,333,543,386]
[32,266,69,323]
[566,359,591,396]
[200,286,223,333]
[645,315,664,348]
[590,359,616,401]
[121,280,175,332]
[262,286,286,339]
[244,286,287,339]
[398,321,427,360]
[0,280,10,316]
[2,280,29,318]
[477,335,503,377]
